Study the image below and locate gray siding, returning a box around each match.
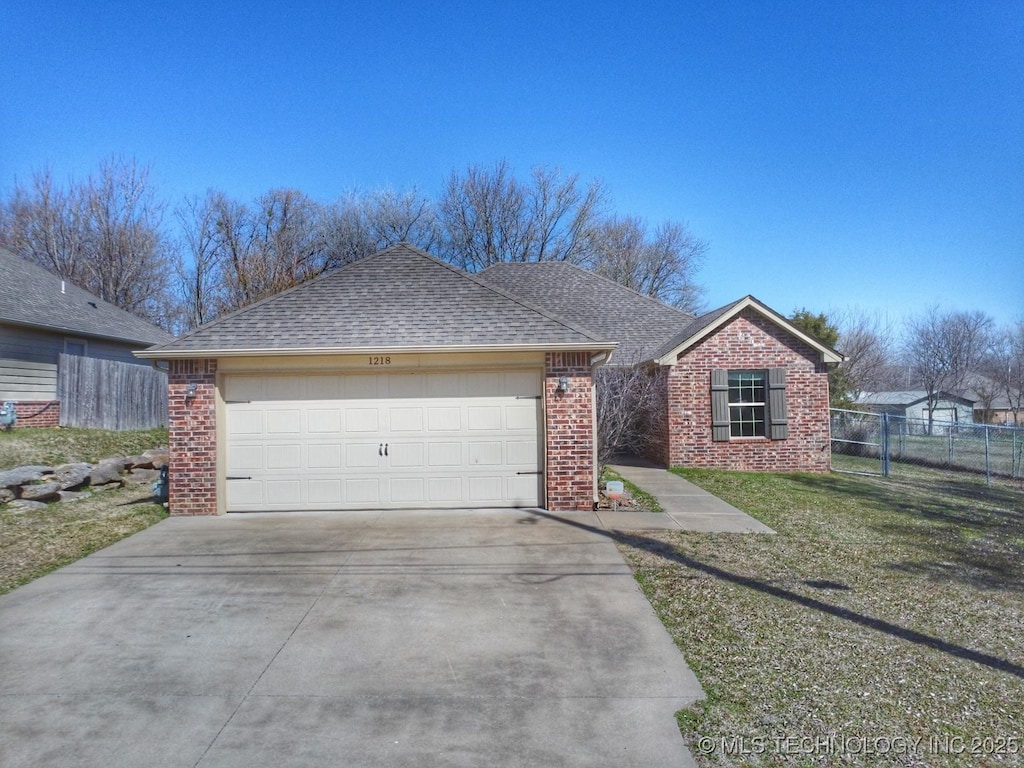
[1,322,152,400]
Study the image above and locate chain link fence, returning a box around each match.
[830,408,1024,484]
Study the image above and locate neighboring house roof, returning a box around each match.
[649,295,844,365]
[138,244,615,358]
[856,391,975,407]
[476,261,695,362]
[0,247,173,346]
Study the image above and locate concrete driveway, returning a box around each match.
[0,508,703,767]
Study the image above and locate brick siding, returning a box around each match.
[9,400,61,428]
[168,359,218,515]
[653,309,831,473]
[544,352,597,511]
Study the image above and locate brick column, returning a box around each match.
[168,359,218,515]
[544,352,596,511]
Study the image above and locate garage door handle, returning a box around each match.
[379,443,383,456]
[384,443,389,456]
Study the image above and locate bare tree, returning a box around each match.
[0,168,90,282]
[985,320,1024,424]
[595,362,665,466]
[834,308,898,399]
[174,191,227,331]
[588,216,707,313]
[0,157,174,328]
[438,161,605,271]
[903,308,994,433]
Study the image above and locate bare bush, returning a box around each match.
[595,362,665,466]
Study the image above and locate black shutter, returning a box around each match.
[711,369,730,441]
[768,368,788,440]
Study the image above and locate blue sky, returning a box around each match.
[2,1,1021,325]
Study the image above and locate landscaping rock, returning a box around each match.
[143,448,169,469]
[20,481,62,502]
[124,468,159,485]
[5,499,48,513]
[0,466,54,489]
[127,454,154,470]
[53,462,92,490]
[87,461,124,486]
[58,490,91,503]
[91,481,122,492]
[0,488,14,504]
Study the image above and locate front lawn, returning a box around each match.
[617,467,1023,767]
[0,427,170,594]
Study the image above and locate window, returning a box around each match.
[64,338,87,356]
[711,368,788,441]
[728,371,766,437]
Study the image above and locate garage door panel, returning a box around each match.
[389,442,424,468]
[389,478,425,503]
[266,410,301,434]
[427,407,461,431]
[225,370,541,511]
[346,443,381,468]
[505,404,538,430]
[507,475,542,506]
[266,480,301,506]
[229,410,263,436]
[469,441,502,465]
[345,478,379,504]
[307,409,342,433]
[266,444,301,470]
[308,444,342,469]
[427,476,462,501]
[308,479,342,505]
[345,408,379,432]
[506,440,538,466]
[389,407,424,431]
[428,442,461,466]
[467,406,501,430]
[228,445,263,471]
[227,480,264,508]
[468,476,503,502]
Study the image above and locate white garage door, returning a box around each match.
[224,370,542,511]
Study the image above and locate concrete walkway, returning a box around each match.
[603,462,775,534]
[0,508,703,768]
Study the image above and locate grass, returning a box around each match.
[0,427,168,469]
[0,427,170,594]
[616,464,1024,767]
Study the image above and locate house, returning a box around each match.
[0,247,174,426]
[855,390,975,429]
[136,244,841,516]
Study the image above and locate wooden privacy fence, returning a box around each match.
[58,354,167,430]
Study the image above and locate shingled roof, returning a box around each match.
[139,244,614,357]
[0,247,173,345]
[476,261,694,362]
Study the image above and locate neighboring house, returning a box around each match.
[138,244,841,516]
[856,391,975,429]
[0,247,173,426]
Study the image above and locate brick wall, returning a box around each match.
[168,359,218,515]
[544,352,597,511]
[663,310,831,472]
[10,401,61,428]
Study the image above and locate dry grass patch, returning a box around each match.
[618,467,1024,767]
[1,485,167,593]
[0,427,168,469]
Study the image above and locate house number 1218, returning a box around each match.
[369,356,391,366]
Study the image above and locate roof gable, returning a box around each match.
[651,295,844,365]
[0,248,173,346]
[140,244,614,357]
[476,261,694,362]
